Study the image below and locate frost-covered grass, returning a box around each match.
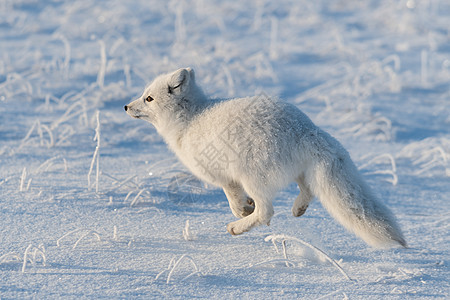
[1,0,449,298]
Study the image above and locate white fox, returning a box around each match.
[124,68,406,248]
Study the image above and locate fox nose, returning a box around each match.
[124,105,128,111]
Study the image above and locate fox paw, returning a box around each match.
[231,197,255,218]
[242,205,254,217]
[227,221,249,236]
[292,204,308,217]
[242,197,255,216]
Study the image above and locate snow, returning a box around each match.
[1,0,449,298]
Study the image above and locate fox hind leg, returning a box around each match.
[292,176,313,217]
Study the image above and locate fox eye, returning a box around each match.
[145,96,154,102]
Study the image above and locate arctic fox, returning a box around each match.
[124,68,406,249]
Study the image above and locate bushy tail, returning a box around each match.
[310,151,407,249]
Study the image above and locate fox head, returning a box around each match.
[124,67,204,132]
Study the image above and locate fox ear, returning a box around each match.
[168,68,190,95]
[186,67,195,81]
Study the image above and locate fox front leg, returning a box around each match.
[226,192,274,235]
[223,182,255,218]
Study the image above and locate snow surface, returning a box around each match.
[1,0,449,299]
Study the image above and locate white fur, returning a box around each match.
[125,68,407,248]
